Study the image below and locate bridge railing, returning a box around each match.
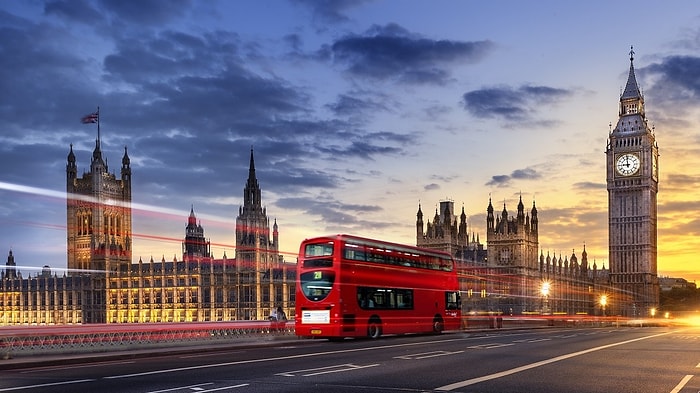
[0,320,295,358]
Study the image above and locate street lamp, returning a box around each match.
[600,295,608,317]
[540,281,551,314]
[650,308,656,318]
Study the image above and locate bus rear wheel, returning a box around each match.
[432,316,444,334]
[367,318,382,339]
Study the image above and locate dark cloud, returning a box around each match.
[99,0,192,25]
[326,93,390,118]
[486,167,541,187]
[486,175,511,187]
[44,0,103,24]
[643,55,700,110]
[424,183,439,191]
[573,181,605,190]
[275,194,387,231]
[326,23,493,84]
[461,84,572,121]
[291,0,371,25]
[511,168,540,180]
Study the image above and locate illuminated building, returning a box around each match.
[417,195,611,316]
[0,140,294,325]
[416,200,487,313]
[605,47,660,317]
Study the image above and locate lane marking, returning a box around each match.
[467,343,514,350]
[146,382,213,393]
[276,363,379,377]
[20,360,135,373]
[512,338,551,343]
[394,350,464,360]
[436,331,674,391]
[0,379,95,392]
[669,375,693,393]
[187,384,248,392]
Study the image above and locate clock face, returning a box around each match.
[616,153,640,176]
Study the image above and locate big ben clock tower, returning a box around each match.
[606,47,659,317]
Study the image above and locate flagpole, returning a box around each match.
[96,106,101,148]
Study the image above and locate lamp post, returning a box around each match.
[540,281,550,315]
[600,294,608,317]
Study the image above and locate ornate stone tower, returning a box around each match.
[486,195,539,313]
[235,148,282,320]
[182,206,212,261]
[416,200,485,263]
[66,117,132,276]
[606,47,660,317]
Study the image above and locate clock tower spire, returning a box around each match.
[605,47,659,317]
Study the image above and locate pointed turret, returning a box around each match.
[486,197,494,232]
[67,144,77,184]
[619,46,645,119]
[243,148,262,212]
[416,203,424,239]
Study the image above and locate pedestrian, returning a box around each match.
[276,306,287,331]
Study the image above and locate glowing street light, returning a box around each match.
[540,281,551,314]
[600,295,608,317]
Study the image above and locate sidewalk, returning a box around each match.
[0,335,301,371]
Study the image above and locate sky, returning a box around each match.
[1,0,700,283]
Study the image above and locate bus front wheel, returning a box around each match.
[367,318,382,339]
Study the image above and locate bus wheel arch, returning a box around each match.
[432,314,444,333]
[367,316,382,339]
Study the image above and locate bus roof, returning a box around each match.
[301,234,454,259]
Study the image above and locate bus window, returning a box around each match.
[305,242,334,257]
[445,291,460,310]
[358,287,413,310]
[300,271,335,301]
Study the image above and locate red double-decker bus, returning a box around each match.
[295,234,461,339]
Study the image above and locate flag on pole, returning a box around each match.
[81,111,99,124]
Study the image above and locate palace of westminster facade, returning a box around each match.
[0,50,659,325]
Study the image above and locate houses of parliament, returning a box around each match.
[0,50,658,325]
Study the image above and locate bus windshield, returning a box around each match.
[299,270,335,301]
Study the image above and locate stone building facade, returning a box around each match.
[0,137,294,325]
[417,196,611,316]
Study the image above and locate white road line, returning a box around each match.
[669,375,693,393]
[436,331,674,391]
[146,382,213,393]
[189,384,248,392]
[276,363,379,377]
[20,360,135,373]
[0,379,95,392]
[394,350,464,360]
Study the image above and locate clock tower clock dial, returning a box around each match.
[615,153,640,176]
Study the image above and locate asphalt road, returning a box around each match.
[1,326,698,392]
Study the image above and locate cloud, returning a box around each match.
[461,84,572,122]
[486,167,541,187]
[643,55,700,114]
[326,92,391,118]
[44,0,104,24]
[275,193,388,232]
[291,0,371,25]
[326,23,493,84]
